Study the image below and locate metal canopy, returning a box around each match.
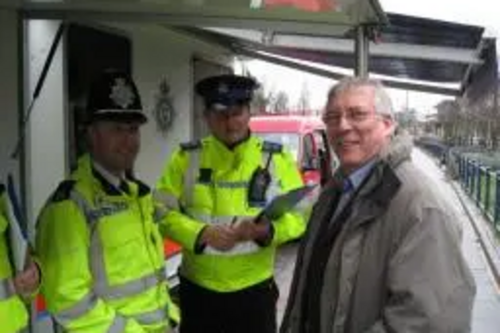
[205,27,481,65]
[168,12,484,95]
[11,0,387,78]
[173,26,460,95]
[6,1,486,95]
[10,0,387,37]
[189,13,484,88]
[379,14,483,49]
[265,47,476,82]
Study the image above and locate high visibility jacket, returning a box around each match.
[0,187,29,333]
[156,135,305,292]
[36,155,173,333]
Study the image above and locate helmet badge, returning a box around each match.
[109,78,135,109]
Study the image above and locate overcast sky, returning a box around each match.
[246,0,496,116]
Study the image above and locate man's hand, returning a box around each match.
[232,218,271,242]
[200,225,238,251]
[13,260,40,297]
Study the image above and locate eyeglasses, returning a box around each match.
[322,110,378,126]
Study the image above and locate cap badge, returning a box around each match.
[217,82,229,95]
[109,78,135,109]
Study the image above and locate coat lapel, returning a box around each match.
[348,163,401,230]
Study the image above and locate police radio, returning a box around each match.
[248,141,281,206]
[248,155,272,206]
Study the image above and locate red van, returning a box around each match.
[250,115,335,186]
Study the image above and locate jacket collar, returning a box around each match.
[349,162,402,229]
[331,132,412,229]
[72,154,151,197]
[209,134,257,154]
[379,130,413,169]
[92,161,123,189]
[92,167,122,196]
[358,131,412,199]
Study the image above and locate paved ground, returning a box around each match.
[413,149,500,332]
[274,148,500,331]
[275,241,298,324]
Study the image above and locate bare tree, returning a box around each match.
[436,100,460,144]
[296,81,311,115]
[252,85,274,114]
[395,107,418,134]
[270,91,289,113]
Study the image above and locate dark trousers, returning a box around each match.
[179,277,279,333]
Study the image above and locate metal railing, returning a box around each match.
[456,156,500,233]
[416,140,500,236]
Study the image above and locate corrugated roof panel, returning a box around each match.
[268,47,469,82]
[183,12,484,85]
[379,14,483,49]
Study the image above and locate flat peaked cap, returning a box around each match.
[195,74,259,111]
[86,69,147,124]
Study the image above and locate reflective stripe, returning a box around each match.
[183,150,200,207]
[186,211,211,224]
[55,291,167,327]
[188,214,262,256]
[0,277,15,300]
[183,146,280,207]
[70,191,99,225]
[153,190,179,222]
[153,190,179,211]
[100,269,166,300]
[211,180,248,189]
[153,206,168,223]
[69,191,166,299]
[55,293,98,325]
[180,145,278,256]
[205,241,261,256]
[134,306,168,325]
[189,213,258,226]
[70,191,127,221]
[211,215,236,225]
[108,315,127,333]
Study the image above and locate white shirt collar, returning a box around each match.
[92,160,124,188]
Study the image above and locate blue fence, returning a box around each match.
[417,140,500,236]
[456,156,500,233]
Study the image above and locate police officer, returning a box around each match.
[36,69,175,332]
[0,184,40,332]
[156,74,306,333]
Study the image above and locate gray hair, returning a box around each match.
[326,77,394,118]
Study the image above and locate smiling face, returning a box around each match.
[88,121,141,176]
[323,85,395,175]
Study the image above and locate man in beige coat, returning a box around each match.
[280,77,476,333]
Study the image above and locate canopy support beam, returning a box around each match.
[238,48,460,96]
[355,25,370,77]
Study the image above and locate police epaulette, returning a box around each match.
[262,141,283,153]
[180,140,202,151]
[50,180,76,203]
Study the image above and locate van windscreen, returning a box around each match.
[253,132,300,161]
